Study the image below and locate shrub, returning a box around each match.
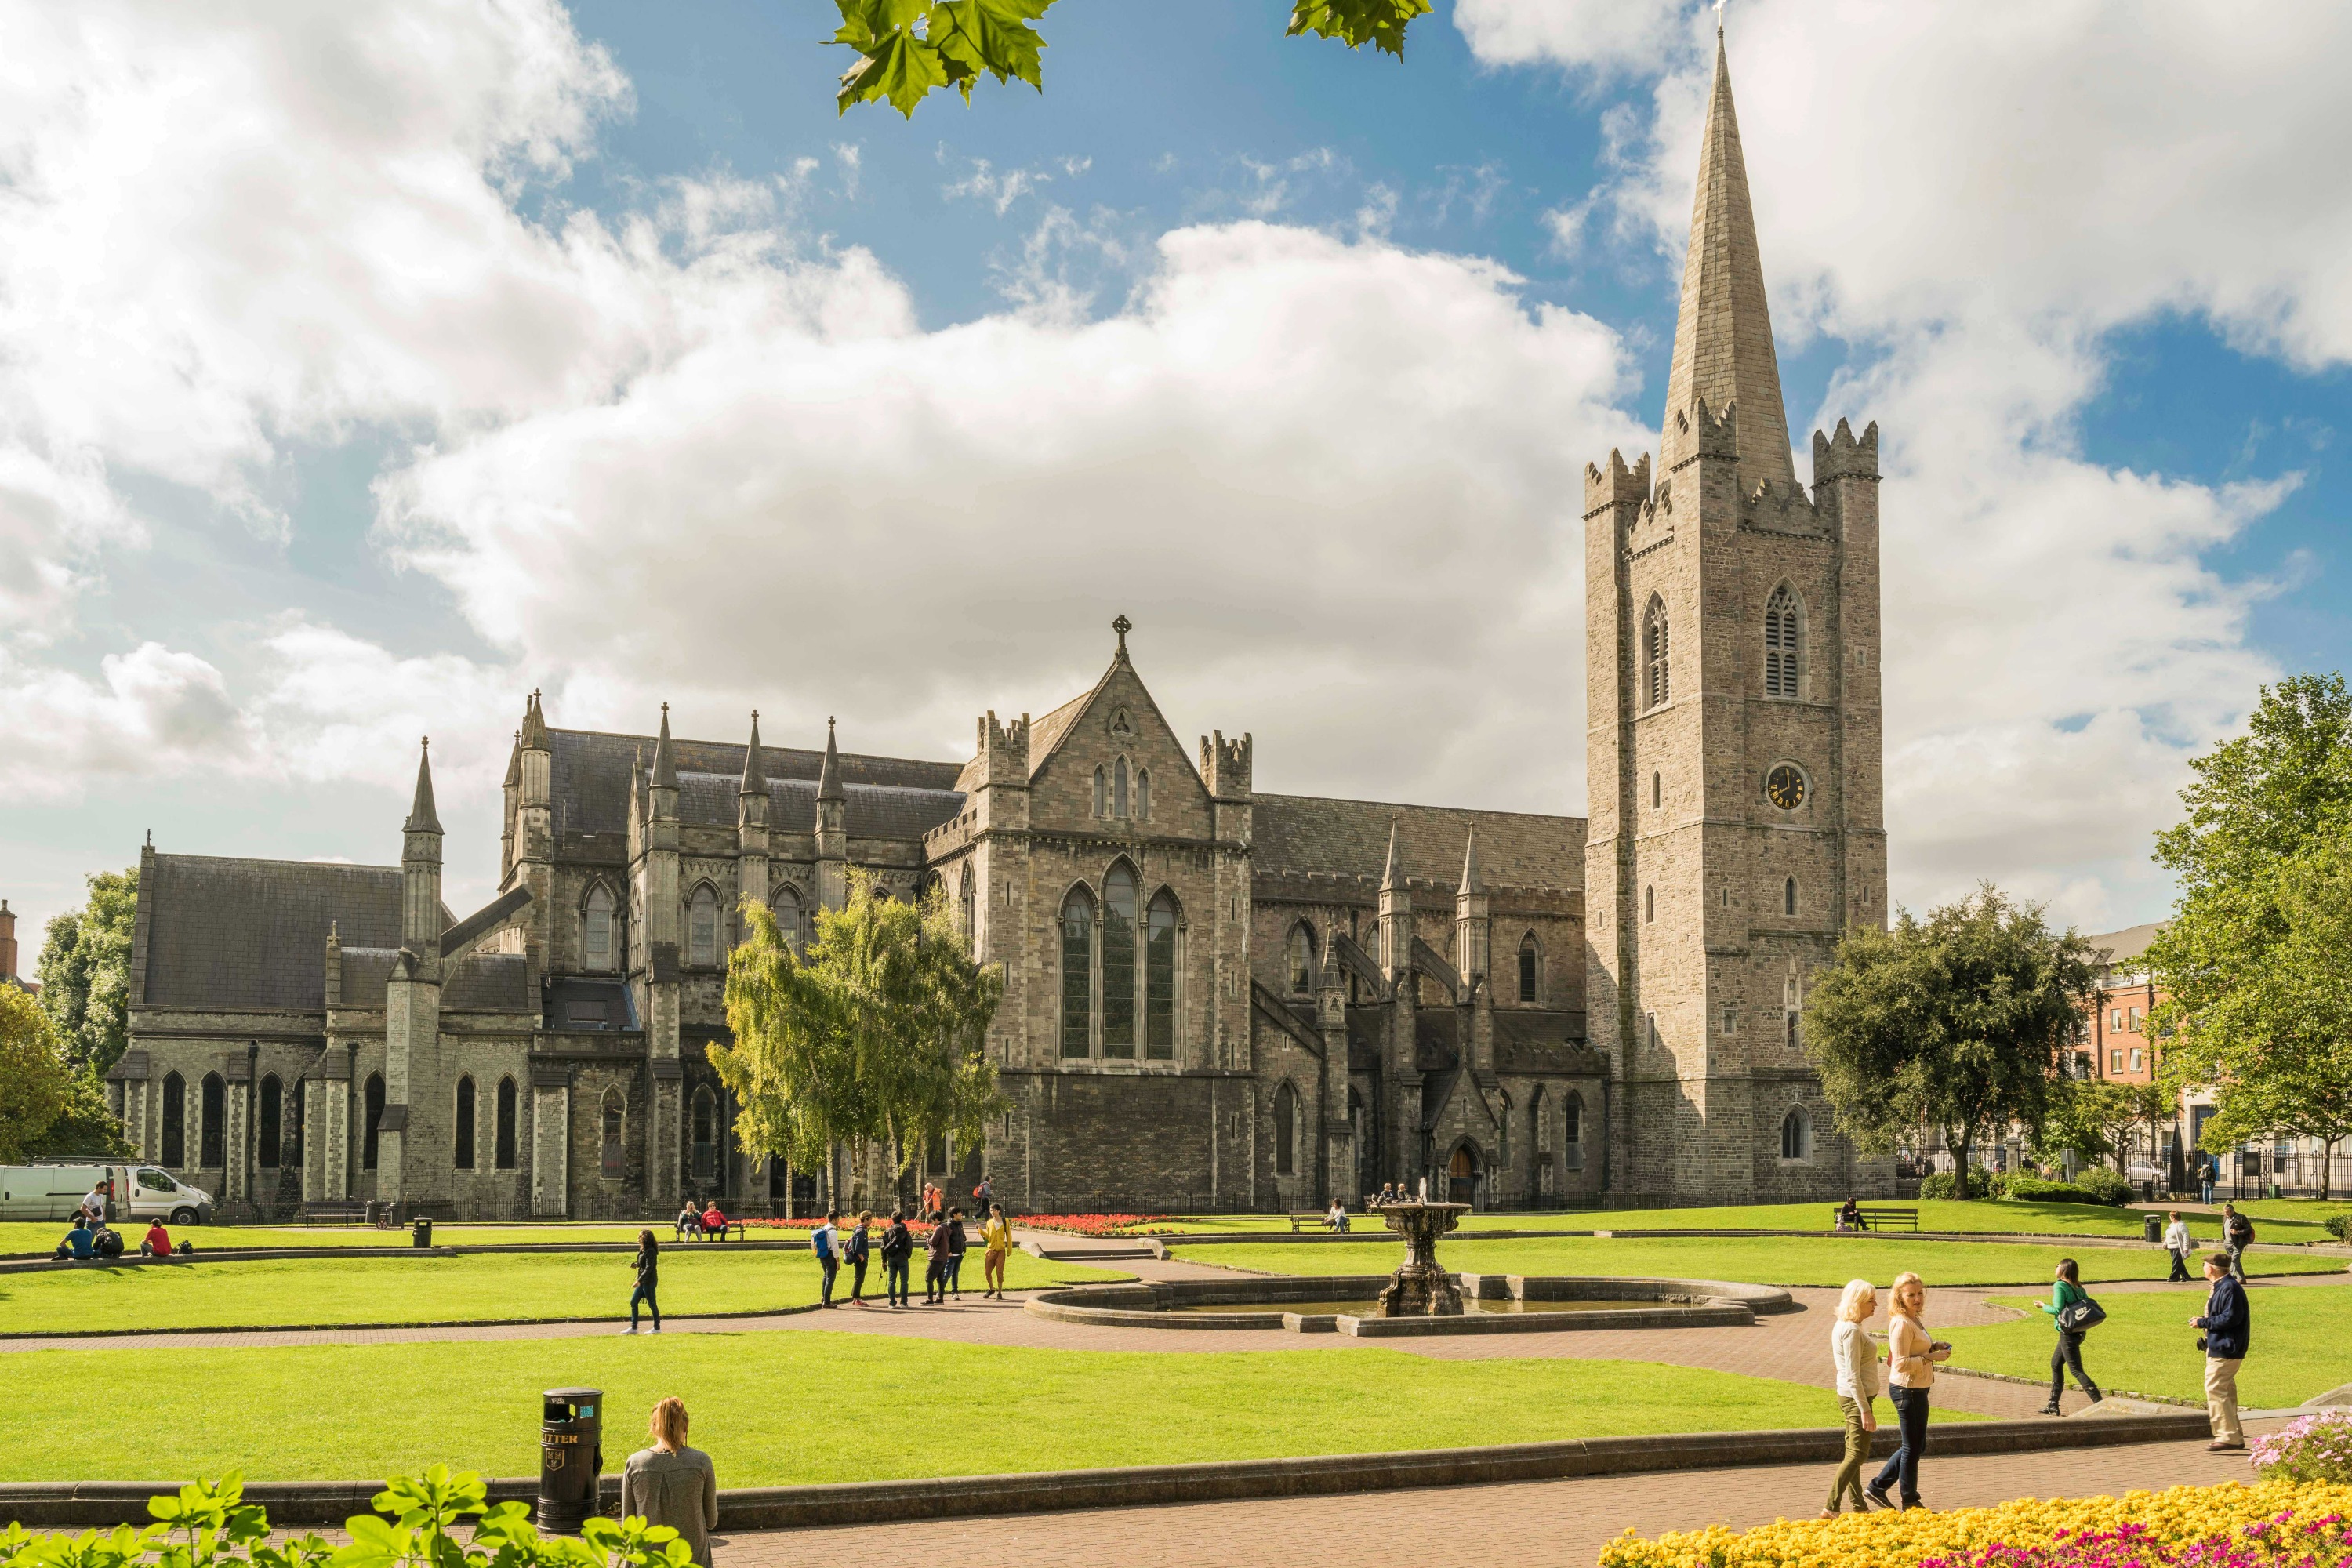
[0,1468,689,1568]
[2325,1214,2352,1242]
[1596,1478,2352,1567]
[2074,1167,2136,1206]
[1995,1177,2100,1205]
[2251,1410,2352,1486]
[1919,1165,1991,1200]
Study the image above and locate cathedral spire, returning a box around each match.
[1380,818,1403,892]
[1457,825,1481,896]
[650,702,678,790]
[1660,27,1795,496]
[739,710,767,797]
[817,717,844,802]
[404,738,442,836]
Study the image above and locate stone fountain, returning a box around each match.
[1373,1199,1472,1316]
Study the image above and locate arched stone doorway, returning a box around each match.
[1447,1142,1479,1208]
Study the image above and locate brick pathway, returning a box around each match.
[709,1426,2282,1568]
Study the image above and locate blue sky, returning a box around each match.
[5,0,2349,954]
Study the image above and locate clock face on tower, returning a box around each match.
[1766,764,1806,811]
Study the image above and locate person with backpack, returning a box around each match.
[2036,1257,2102,1413]
[811,1210,840,1308]
[880,1208,913,1309]
[2192,1250,2251,1451]
[2222,1203,2255,1278]
[843,1211,873,1305]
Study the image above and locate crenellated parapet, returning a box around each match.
[977,709,1031,785]
[1201,729,1252,800]
[1582,448,1651,518]
[1812,417,1880,484]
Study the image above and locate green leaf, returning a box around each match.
[837,27,951,118]
[928,0,1051,93]
[1286,0,1431,60]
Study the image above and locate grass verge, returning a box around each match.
[0,1334,1920,1484]
[1170,1234,2351,1288]
[0,1250,1119,1334]
[0,1222,700,1256]
[1938,1282,2352,1407]
[1193,1200,2328,1242]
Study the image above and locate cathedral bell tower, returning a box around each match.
[1583,28,1891,1203]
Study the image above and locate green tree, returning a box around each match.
[0,985,74,1163]
[36,865,140,1076]
[711,870,1006,1205]
[829,0,1433,118]
[2033,1078,2170,1174]
[2147,675,2352,1200]
[1804,886,2100,1198]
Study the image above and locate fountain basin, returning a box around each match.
[1025,1273,1791,1335]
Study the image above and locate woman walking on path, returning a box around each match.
[1822,1279,1880,1517]
[2037,1258,2102,1413]
[2164,1211,2194,1283]
[620,1398,718,1568]
[982,1204,1012,1298]
[844,1212,873,1305]
[1866,1271,1950,1512]
[625,1229,661,1334]
[881,1209,913,1309]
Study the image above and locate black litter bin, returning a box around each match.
[412,1218,433,1248]
[537,1387,604,1534]
[2143,1213,2161,1243]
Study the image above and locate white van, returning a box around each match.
[0,1163,214,1225]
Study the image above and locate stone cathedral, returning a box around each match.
[108,35,1894,1220]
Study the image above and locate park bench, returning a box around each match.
[674,1218,746,1243]
[299,1200,372,1226]
[1289,1211,1351,1233]
[1831,1205,1919,1232]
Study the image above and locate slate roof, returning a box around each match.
[548,728,964,841]
[139,854,406,1012]
[545,976,637,1032]
[1253,796,1584,892]
[332,948,532,1014]
[2087,921,2164,971]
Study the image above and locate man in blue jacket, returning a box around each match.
[2191,1250,2250,1451]
[811,1211,840,1308]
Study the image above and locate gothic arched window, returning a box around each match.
[601,1089,626,1179]
[363,1073,385,1171]
[583,884,615,971]
[162,1071,186,1167]
[1288,922,1316,994]
[1517,932,1539,1003]
[1060,887,1094,1056]
[1644,885,1655,924]
[1644,595,1671,709]
[691,1086,716,1181]
[1093,765,1107,818]
[1781,1105,1812,1161]
[495,1076,517,1169]
[200,1073,226,1169]
[1147,891,1179,1060]
[1563,1091,1585,1170]
[258,1074,282,1169]
[1274,1083,1298,1175]
[687,884,720,967]
[1113,757,1131,818]
[1764,584,1802,699]
[1102,863,1138,1058]
[772,883,807,953]
[1137,767,1151,819]
[957,866,975,943]
[454,1076,477,1170]
[1784,875,1798,916]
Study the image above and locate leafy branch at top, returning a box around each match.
[830,0,1433,119]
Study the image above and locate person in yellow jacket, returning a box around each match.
[982,1204,1014,1299]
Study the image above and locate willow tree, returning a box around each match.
[712,869,1005,1210]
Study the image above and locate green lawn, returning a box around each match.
[0,1250,1120,1334]
[2233,1196,2352,1232]
[0,1221,741,1256]
[1940,1283,2352,1406]
[0,1333,1907,1484]
[1156,1200,2329,1242]
[1171,1234,2351,1288]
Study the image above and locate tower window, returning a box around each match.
[583,884,615,971]
[1765,584,1802,698]
[1644,597,1670,709]
[1518,932,1538,1003]
[1288,922,1316,994]
[1781,1106,1812,1161]
[687,884,720,967]
[1644,885,1655,924]
[454,1076,476,1170]
[1784,876,1798,916]
[1651,771,1661,810]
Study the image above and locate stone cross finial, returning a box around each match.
[1112,613,1131,655]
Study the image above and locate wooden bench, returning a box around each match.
[1289,1211,1352,1233]
[299,1200,372,1226]
[675,1218,747,1243]
[1831,1205,1919,1232]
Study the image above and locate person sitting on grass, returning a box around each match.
[699,1200,727,1239]
[140,1220,172,1258]
[54,1219,96,1261]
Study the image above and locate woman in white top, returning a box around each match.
[1823,1279,1881,1516]
[2164,1210,2194,1283]
[1867,1270,1951,1512]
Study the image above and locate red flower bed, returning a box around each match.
[1016,1214,1173,1236]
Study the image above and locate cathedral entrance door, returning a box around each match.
[1447,1145,1478,1208]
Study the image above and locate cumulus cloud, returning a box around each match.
[0,644,256,798]
[1456,0,2352,926]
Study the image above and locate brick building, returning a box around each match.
[106,31,1893,1219]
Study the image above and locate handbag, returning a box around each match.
[2058,1294,2106,1332]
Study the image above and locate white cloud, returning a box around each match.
[1457,0,2352,927]
[0,643,256,798]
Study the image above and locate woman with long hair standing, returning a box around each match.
[1822,1279,1880,1516]
[626,1229,660,1334]
[1866,1271,1949,1512]
[619,1398,718,1566]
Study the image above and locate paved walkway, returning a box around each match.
[711,1427,2282,1568]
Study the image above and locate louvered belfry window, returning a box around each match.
[1765,585,1801,698]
